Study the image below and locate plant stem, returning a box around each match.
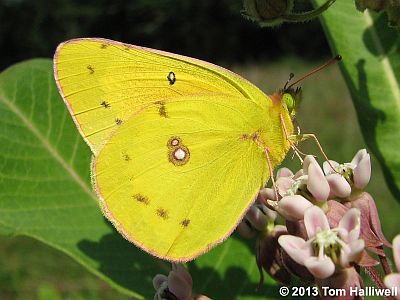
[364,266,395,300]
[378,245,392,275]
[365,266,385,289]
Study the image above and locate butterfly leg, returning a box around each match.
[279,113,336,171]
[288,133,340,172]
[263,147,279,201]
[279,113,305,163]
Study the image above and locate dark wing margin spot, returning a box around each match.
[133,193,149,205]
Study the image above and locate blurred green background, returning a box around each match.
[1,0,399,299]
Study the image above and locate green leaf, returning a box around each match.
[0,59,274,299]
[313,0,400,200]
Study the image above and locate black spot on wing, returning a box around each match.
[133,193,149,205]
[87,65,95,74]
[100,101,111,109]
[167,71,176,85]
[122,153,131,161]
[156,208,169,220]
[155,101,168,118]
[181,219,190,227]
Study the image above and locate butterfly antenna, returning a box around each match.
[287,55,342,90]
[283,72,295,90]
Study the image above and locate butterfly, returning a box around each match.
[53,38,297,262]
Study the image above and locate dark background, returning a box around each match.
[0,0,330,70]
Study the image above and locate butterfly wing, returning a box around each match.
[92,95,284,262]
[54,38,268,154]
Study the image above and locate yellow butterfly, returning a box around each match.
[54,38,296,262]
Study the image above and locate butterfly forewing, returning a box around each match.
[54,38,267,154]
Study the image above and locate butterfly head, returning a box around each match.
[281,86,302,118]
[279,55,341,119]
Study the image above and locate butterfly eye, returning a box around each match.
[283,93,296,115]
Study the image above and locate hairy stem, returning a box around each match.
[378,245,392,275]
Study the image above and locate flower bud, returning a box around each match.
[323,149,371,196]
[351,149,371,189]
[242,0,293,25]
[237,202,277,237]
[387,6,400,27]
[242,0,336,27]
[272,195,313,221]
[303,155,330,201]
[153,264,211,300]
[355,0,387,12]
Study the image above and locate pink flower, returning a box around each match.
[384,235,400,299]
[278,206,364,279]
[278,156,330,201]
[323,149,371,198]
[236,201,277,238]
[268,157,330,221]
[153,263,210,300]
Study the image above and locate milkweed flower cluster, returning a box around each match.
[237,149,395,299]
[152,149,397,300]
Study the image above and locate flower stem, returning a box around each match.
[378,246,392,275]
[364,266,385,290]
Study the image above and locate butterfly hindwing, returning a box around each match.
[92,95,273,261]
